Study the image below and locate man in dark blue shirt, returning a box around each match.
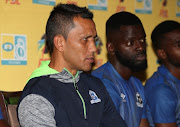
[145,20,180,127]
[92,12,149,127]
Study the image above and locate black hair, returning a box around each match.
[151,20,180,50]
[106,11,143,42]
[46,3,93,55]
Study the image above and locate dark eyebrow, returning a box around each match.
[139,34,146,39]
[86,34,98,39]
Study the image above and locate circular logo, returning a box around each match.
[3,42,14,52]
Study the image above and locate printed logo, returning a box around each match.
[33,0,55,6]
[89,90,101,104]
[95,36,103,55]
[6,0,20,5]
[135,0,152,14]
[94,36,103,68]
[116,0,126,12]
[136,92,143,108]
[37,34,50,67]
[67,1,77,5]
[2,42,13,52]
[88,0,107,11]
[137,0,143,2]
[176,0,180,17]
[178,0,180,6]
[121,93,126,102]
[1,34,27,65]
[159,0,168,18]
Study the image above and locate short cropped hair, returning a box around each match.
[151,20,180,50]
[46,3,93,55]
[106,11,143,42]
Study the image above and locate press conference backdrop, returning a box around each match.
[0,0,180,91]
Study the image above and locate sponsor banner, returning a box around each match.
[116,0,126,12]
[33,0,56,6]
[67,0,77,5]
[135,0,152,14]
[159,0,168,18]
[176,0,180,17]
[37,34,50,67]
[5,0,21,5]
[88,0,107,11]
[1,34,27,65]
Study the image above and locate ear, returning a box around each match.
[53,35,65,52]
[156,49,167,60]
[106,42,115,55]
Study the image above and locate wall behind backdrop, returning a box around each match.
[0,0,180,91]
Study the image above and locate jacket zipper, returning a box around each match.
[64,68,87,119]
[74,82,87,119]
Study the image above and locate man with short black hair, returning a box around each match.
[92,11,149,127]
[17,3,127,127]
[145,20,180,127]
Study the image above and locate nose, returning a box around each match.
[89,40,97,53]
[135,41,146,51]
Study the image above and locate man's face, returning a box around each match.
[114,25,147,72]
[63,17,97,72]
[161,28,180,67]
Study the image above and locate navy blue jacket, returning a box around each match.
[18,73,127,127]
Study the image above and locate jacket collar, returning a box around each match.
[49,68,83,83]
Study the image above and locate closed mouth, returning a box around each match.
[87,57,94,63]
[136,52,146,60]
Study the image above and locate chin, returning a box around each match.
[81,66,92,72]
[131,61,147,72]
[133,65,147,72]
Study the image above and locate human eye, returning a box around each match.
[139,38,147,46]
[139,39,145,43]
[139,38,147,44]
[82,37,88,42]
[175,40,180,47]
[126,41,133,46]
[82,35,94,42]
